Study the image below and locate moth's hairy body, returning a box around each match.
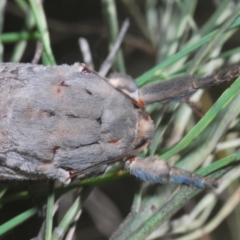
[0,62,237,187]
[0,63,153,183]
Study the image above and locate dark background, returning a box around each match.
[1,1,239,240]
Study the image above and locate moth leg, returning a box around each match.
[139,65,240,105]
[125,156,219,188]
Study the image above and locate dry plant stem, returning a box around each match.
[145,0,158,46]
[31,41,43,64]
[65,210,82,240]
[10,0,36,62]
[84,187,122,237]
[175,186,240,240]
[120,0,151,43]
[78,38,94,70]
[28,0,56,65]
[165,90,203,147]
[101,0,126,73]
[215,138,240,152]
[45,180,55,240]
[47,18,154,56]
[0,187,7,198]
[33,200,59,240]
[52,187,93,240]
[0,0,6,62]
[99,19,129,77]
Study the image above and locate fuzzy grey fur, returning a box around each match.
[0,63,141,183]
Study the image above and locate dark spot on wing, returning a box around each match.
[66,114,80,118]
[85,89,92,95]
[57,81,69,93]
[108,139,119,144]
[60,81,69,87]
[97,117,102,124]
[41,110,56,117]
[52,146,60,154]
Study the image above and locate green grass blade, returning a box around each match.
[0,207,38,236]
[199,0,232,35]
[0,32,40,43]
[196,152,240,176]
[45,181,55,240]
[52,187,92,240]
[101,0,126,73]
[11,0,36,62]
[52,196,81,240]
[187,8,240,73]
[28,0,56,65]
[0,0,6,62]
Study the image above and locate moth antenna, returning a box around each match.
[126,156,219,188]
[139,65,240,105]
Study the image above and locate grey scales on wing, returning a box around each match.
[0,63,138,183]
[0,62,239,187]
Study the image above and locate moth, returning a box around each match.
[0,62,238,188]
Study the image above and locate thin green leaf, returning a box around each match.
[0,207,38,236]
[28,0,56,65]
[52,187,92,240]
[45,181,55,240]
